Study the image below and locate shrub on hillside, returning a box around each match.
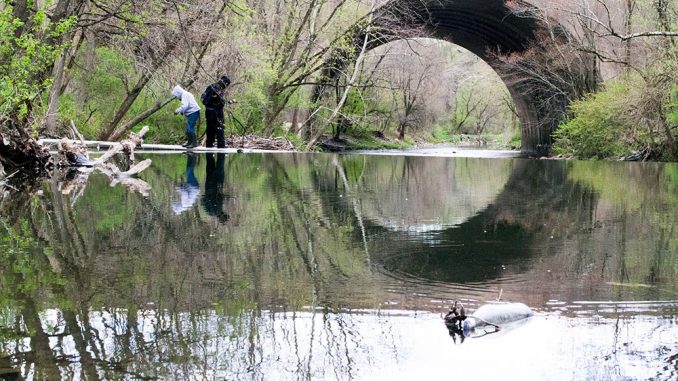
[554,70,678,161]
[552,82,630,159]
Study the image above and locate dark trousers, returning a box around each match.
[205,107,225,148]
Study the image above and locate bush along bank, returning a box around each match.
[552,63,678,162]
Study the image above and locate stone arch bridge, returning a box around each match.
[321,0,597,154]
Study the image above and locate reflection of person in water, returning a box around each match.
[201,153,230,223]
[445,301,467,344]
[172,154,201,215]
[447,323,466,345]
[444,301,467,329]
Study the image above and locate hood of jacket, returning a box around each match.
[172,85,184,98]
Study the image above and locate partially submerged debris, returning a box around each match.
[57,139,93,167]
[0,133,52,172]
[57,126,149,167]
[445,302,534,340]
[55,125,153,198]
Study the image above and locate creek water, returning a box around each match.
[1,150,677,380]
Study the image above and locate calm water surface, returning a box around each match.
[1,151,677,380]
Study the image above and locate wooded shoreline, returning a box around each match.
[1,0,677,173]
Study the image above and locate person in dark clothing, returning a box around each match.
[201,153,230,223]
[201,75,232,148]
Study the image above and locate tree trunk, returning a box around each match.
[99,1,220,142]
[655,0,670,31]
[45,54,68,134]
[624,0,635,67]
[98,72,155,140]
[106,46,207,142]
[76,30,97,108]
[59,29,85,95]
[654,0,674,51]
[291,108,300,134]
[11,0,31,36]
[108,96,175,141]
[46,28,84,134]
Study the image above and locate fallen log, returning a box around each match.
[54,125,153,198]
[40,132,296,152]
[92,126,149,164]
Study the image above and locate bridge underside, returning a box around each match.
[369,0,595,154]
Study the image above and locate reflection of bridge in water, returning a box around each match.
[348,155,671,310]
[352,159,596,288]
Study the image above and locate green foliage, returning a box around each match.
[554,56,678,161]
[342,88,366,117]
[332,88,377,138]
[431,125,453,143]
[552,82,631,159]
[668,86,678,127]
[57,46,183,143]
[508,130,521,150]
[431,124,518,149]
[281,131,305,149]
[343,135,412,150]
[0,5,75,126]
[230,67,276,134]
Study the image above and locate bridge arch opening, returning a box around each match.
[345,0,594,153]
[363,38,521,145]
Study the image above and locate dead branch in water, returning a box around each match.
[56,125,153,199]
[57,125,150,167]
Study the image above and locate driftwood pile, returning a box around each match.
[225,134,295,151]
[0,133,52,174]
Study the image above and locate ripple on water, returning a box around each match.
[541,299,678,318]
[372,266,534,311]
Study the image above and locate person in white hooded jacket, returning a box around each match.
[172,85,201,148]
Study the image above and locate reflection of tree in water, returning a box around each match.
[337,155,513,230]
[365,159,598,284]
[2,154,678,378]
[0,219,393,379]
[0,154,389,379]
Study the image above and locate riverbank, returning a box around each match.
[317,132,518,153]
[351,144,523,159]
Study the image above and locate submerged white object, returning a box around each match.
[472,302,534,325]
[462,302,534,335]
